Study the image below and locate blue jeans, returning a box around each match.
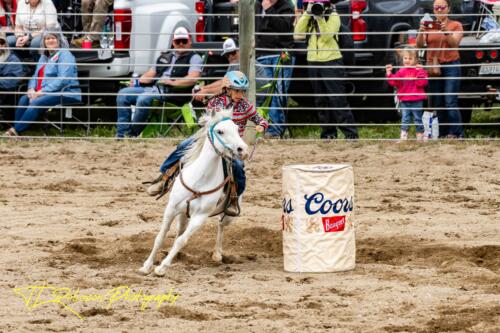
[428,60,463,137]
[159,138,246,196]
[400,101,424,133]
[14,94,80,133]
[116,86,162,137]
[7,35,43,60]
[257,54,295,136]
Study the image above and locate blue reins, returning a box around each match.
[209,117,232,151]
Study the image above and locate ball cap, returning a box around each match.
[222,38,238,55]
[173,27,190,40]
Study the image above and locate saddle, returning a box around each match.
[142,161,240,217]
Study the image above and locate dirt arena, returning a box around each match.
[0,139,499,332]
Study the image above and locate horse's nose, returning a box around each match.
[237,146,249,160]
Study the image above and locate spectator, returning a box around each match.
[386,47,428,141]
[146,71,268,198]
[416,0,464,138]
[3,27,81,136]
[193,38,270,106]
[0,31,24,124]
[294,1,358,139]
[115,27,202,138]
[255,0,295,138]
[8,0,59,60]
[71,0,113,48]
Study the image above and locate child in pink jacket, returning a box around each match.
[386,47,428,140]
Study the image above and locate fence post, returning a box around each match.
[239,0,256,104]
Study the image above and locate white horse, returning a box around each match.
[139,110,248,276]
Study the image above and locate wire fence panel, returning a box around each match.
[0,2,499,140]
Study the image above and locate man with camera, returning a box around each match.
[295,0,358,139]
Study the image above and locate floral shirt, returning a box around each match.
[206,94,269,137]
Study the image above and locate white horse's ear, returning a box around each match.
[206,107,216,118]
[198,113,210,126]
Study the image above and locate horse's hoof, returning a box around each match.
[212,252,223,263]
[138,265,153,275]
[154,266,167,277]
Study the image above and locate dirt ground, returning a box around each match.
[0,139,499,333]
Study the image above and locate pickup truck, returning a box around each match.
[63,0,499,123]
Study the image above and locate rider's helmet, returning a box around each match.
[223,71,249,91]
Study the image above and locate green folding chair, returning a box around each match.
[141,98,198,138]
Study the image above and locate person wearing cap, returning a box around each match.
[145,71,269,199]
[7,0,59,60]
[255,0,295,138]
[0,31,24,125]
[70,0,113,48]
[193,38,270,105]
[3,27,81,136]
[115,27,203,138]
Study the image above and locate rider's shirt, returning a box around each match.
[206,94,269,137]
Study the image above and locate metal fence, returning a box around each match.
[0,1,499,141]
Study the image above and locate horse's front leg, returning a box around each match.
[138,207,176,275]
[213,196,242,263]
[154,213,208,276]
[212,214,234,263]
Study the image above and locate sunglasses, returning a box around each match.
[433,5,448,10]
[0,40,6,45]
[174,39,188,45]
[225,51,237,57]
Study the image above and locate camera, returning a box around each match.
[305,0,333,16]
[423,20,441,30]
[420,13,440,30]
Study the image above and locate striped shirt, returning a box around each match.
[206,95,269,137]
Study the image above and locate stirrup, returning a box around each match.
[144,163,180,200]
[223,182,240,217]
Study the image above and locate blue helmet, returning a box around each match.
[223,71,249,91]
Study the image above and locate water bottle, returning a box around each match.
[131,73,140,87]
[100,17,110,49]
[423,111,439,140]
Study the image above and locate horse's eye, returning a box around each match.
[216,130,224,135]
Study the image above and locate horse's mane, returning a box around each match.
[182,110,231,166]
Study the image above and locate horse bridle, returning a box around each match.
[207,117,237,160]
[180,117,235,218]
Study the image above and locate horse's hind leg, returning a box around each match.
[154,213,208,276]
[138,207,176,275]
[176,213,188,238]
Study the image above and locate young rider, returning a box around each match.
[146,71,269,197]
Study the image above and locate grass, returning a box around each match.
[4,104,499,140]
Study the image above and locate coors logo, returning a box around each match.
[322,216,346,232]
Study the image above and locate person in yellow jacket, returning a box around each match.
[295,1,358,139]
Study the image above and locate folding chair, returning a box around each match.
[140,98,198,138]
[45,84,91,135]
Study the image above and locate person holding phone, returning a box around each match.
[416,0,464,138]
